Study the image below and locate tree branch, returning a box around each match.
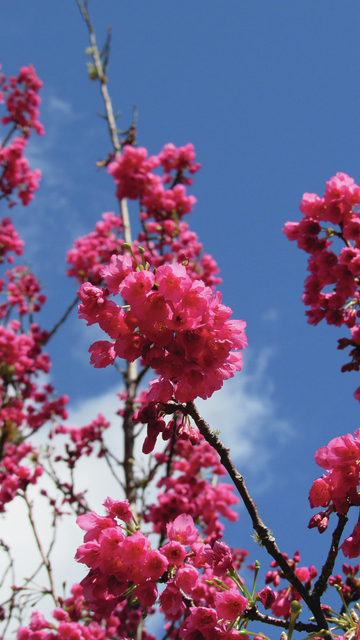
[23,490,60,608]
[45,295,78,343]
[162,399,330,632]
[75,0,132,245]
[312,513,348,601]
[246,606,319,633]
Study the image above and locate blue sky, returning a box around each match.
[2,0,360,629]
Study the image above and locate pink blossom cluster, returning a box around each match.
[0,441,42,512]
[112,144,220,289]
[0,64,44,135]
[75,503,194,616]
[79,257,247,403]
[0,316,71,510]
[158,142,201,185]
[0,320,49,383]
[283,173,360,327]
[0,319,67,511]
[283,173,360,400]
[328,563,360,604]
[75,504,254,634]
[138,220,222,289]
[308,430,360,557]
[0,64,43,206]
[145,431,239,544]
[66,212,124,285]
[0,265,46,317]
[18,606,119,640]
[67,144,221,290]
[0,136,41,205]
[0,217,24,262]
[17,582,156,640]
[107,143,199,205]
[54,414,111,464]
[0,241,69,513]
[264,550,317,619]
[25,389,69,431]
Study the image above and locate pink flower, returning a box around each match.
[141,549,169,580]
[175,565,198,593]
[159,584,183,617]
[133,581,158,607]
[214,588,248,622]
[258,587,276,609]
[161,541,187,566]
[166,514,198,545]
[76,511,115,542]
[314,434,360,471]
[103,497,133,522]
[187,606,218,630]
[271,588,291,619]
[308,476,331,508]
[75,541,101,568]
[203,541,234,576]
[120,270,155,309]
[89,340,116,368]
[156,263,190,303]
[100,254,133,295]
[118,531,151,564]
[341,523,360,558]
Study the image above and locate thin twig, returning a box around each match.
[75,0,120,154]
[136,365,150,385]
[312,513,348,600]
[23,490,60,607]
[75,0,132,245]
[102,447,125,489]
[0,539,16,638]
[44,454,90,515]
[245,607,319,633]
[45,295,78,343]
[1,123,18,148]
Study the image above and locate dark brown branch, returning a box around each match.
[45,295,78,343]
[136,365,150,385]
[312,513,348,601]
[1,123,17,148]
[122,365,139,511]
[246,607,319,633]
[162,400,329,632]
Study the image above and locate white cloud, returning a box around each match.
[261,307,279,322]
[197,348,292,475]
[48,97,73,116]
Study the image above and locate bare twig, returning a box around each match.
[0,539,16,638]
[75,0,132,244]
[45,295,78,343]
[102,447,126,490]
[246,607,319,633]
[1,123,18,148]
[23,490,60,608]
[312,513,348,601]
[44,453,90,515]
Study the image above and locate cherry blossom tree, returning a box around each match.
[1,3,360,640]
